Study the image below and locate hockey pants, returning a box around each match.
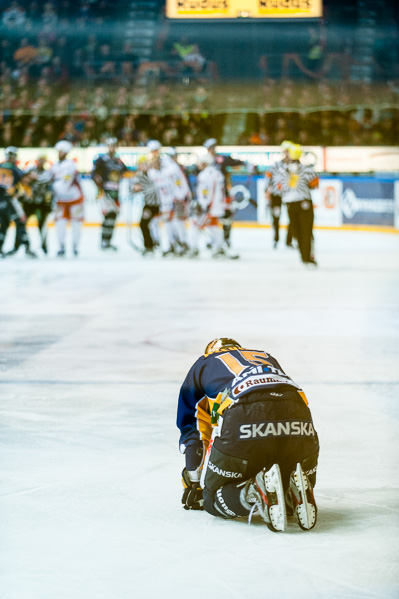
[202,387,319,519]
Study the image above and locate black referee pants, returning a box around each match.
[287,199,314,263]
[140,204,160,249]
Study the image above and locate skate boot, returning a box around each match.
[211,247,226,259]
[288,463,317,530]
[187,248,199,259]
[5,248,18,257]
[57,247,65,257]
[25,248,38,259]
[101,242,118,251]
[243,464,287,532]
[162,246,175,258]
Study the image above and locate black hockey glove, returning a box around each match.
[181,468,204,511]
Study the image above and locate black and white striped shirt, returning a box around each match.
[130,172,160,207]
[273,161,319,203]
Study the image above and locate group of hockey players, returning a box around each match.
[0,141,84,258]
[0,138,245,259]
[1,138,318,265]
[128,138,247,259]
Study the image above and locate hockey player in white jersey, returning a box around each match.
[165,148,191,256]
[147,142,176,257]
[190,154,226,258]
[51,141,84,257]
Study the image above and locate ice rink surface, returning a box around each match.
[1,225,398,599]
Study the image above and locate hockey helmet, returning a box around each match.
[5,146,18,158]
[147,140,162,152]
[55,140,73,155]
[203,138,217,149]
[105,137,118,146]
[205,338,242,354]
[288,144,302,161]
[280,140,293,150]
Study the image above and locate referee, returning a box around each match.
[275,144,318,266]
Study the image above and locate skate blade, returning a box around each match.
[264,464,287,532]
[293,463,317,530]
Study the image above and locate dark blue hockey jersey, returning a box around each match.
[177,346,308,453]
[0,161,23,198]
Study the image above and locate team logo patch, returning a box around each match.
[239,421,315,439]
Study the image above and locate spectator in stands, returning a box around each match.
[36,38,53,65]
[182,45,206,78]
[2,2,26,28]
[13,38,37,66]
[41,2,58,32]
[58,120,79,143]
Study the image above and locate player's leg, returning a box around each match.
[54,202,68,256]
[37,205,52,254]
[140,205,155,252]
[270,195,281,248]
[298,200,316,265]
[161,210,175,256]
[274,394,319,529]
[202,465,286,531]
[15,217,37,257]
[101,210,118,250]
[0,199,11,256]
[70,202,84,256]
[201,435,286,531]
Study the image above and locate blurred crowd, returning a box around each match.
[1,0,398,147]
[1,82,397,148]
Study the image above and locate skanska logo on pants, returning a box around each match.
[239,421,315,439]
[208,462,243,478]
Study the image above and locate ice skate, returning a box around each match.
[187,248,199,259]
[101,242,118,251]
[25,248,38,259]
[162,246,175,258]
[211,247,226,259]
[244,464,287,532]
[288,463,317,530]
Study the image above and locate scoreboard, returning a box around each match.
[166,0,323,19]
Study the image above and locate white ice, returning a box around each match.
[0,225,398,599]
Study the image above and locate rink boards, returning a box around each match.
[2,146,398,231]
[78,174,399,231]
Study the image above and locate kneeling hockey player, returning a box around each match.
[177,338,319,531]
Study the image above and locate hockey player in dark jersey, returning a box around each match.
[92,137,128,250]
[16,156,53,254]
[177,338,319,532]
[0,147,37,258]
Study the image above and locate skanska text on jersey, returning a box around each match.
[239,421,316,439]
